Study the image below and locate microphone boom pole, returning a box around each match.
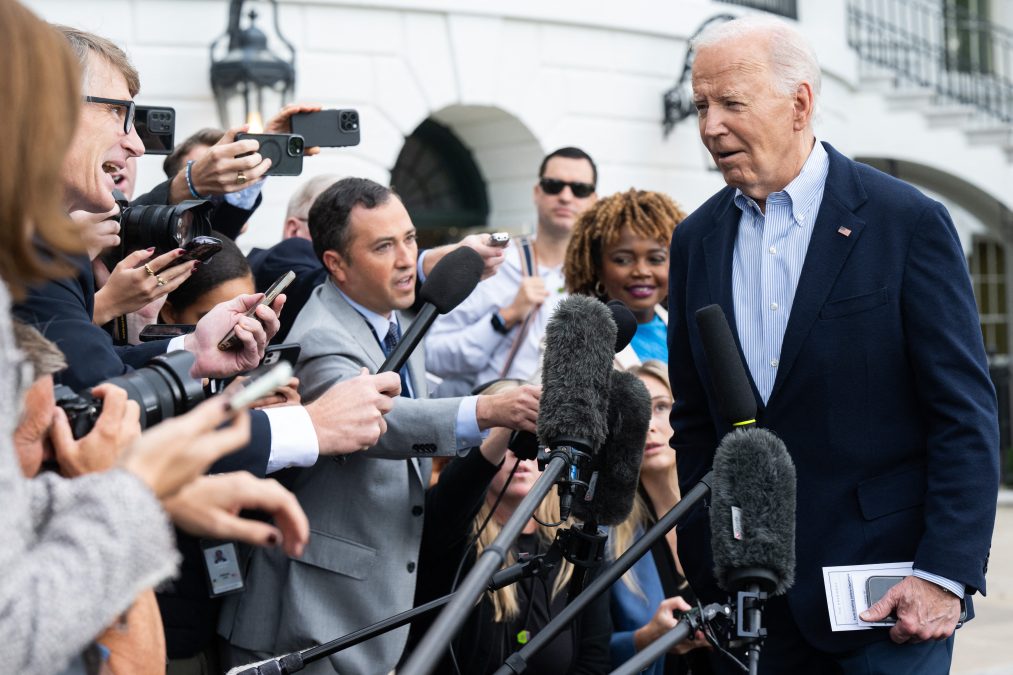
[398,453,574,675]
[491,471,715,675]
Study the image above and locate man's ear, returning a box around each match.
[282,217,301,240]
[322,249,348,284]
[793,82,815,131]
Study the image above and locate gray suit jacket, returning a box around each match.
[219,279,465,675]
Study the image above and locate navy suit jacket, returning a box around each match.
[248,237,325,344]
[668,143,999,651]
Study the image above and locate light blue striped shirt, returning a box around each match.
[732,140,828,404]
[730,140,963,600]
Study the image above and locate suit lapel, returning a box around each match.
[768,144,868,402]
[323,281,386,369]
[703,193,765,405]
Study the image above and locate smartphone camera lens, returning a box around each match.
[288,136,305,156]
[340,110,359,131]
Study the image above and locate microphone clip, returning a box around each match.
[538,437,596,522]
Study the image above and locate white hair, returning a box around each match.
[286,174,341,219]
[692,14,822,100]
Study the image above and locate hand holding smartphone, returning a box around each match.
[163,236,223,269]
[217,271,295,351]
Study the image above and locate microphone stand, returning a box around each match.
[399,441,594,675]
[610,602,733,675]
[490,470,715,675]
[230,547,566,675]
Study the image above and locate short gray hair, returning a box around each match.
[692,14,821,101]
[287,174,341,220]
[12,321,67,379]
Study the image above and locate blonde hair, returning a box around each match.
[564,188,686,299]
[609,360,678,596]
[0,2,82,297]
[474,488,575,622]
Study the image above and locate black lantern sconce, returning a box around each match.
[210,0,296,130]
[662,14,735,137]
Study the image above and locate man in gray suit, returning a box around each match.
[220,178,541,674]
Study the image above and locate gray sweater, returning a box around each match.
[0,281,179,674]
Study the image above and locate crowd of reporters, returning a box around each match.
[1,3,712,674]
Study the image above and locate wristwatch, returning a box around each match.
[491,311,510,335]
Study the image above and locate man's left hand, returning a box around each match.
[860,576,961,644]
[185,293,284,378]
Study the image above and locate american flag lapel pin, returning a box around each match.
[837,226,852,237]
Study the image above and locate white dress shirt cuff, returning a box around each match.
[912,569,965,598]
[455,395,487,450]
[263,405,320,473]
[166,335,187,352]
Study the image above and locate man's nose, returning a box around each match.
[123,125,145,158]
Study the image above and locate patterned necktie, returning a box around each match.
[383,322,411,398]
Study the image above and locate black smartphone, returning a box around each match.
[138,323,194,342]
[261,343,301,368]
[163,235,223,269]
[135,105,175,155]
[235,133,304,176]
[218,270,296,351]
[865,575,904,622]
[291,109,360,147]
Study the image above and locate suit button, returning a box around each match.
[407,562,416,573]
[412,505,423,516]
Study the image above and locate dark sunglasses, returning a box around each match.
[539,177,596,198]
[84,95,136,134]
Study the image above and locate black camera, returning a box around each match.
[53,351,205,439]
[100,190,214,268]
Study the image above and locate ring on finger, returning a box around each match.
[143,264,155,276]
[156,275,167,287]
[237,171,248,186]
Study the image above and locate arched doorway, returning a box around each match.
[391,105,543,248]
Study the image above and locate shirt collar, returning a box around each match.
[332,280,398,339]
[733,139,829,226]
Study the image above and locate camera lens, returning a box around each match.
[102,351,205,428]
[288,136,304,156]
[118,200,213,255]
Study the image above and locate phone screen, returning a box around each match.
[217,271,296,351]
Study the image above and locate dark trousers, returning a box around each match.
[713,596,954,675]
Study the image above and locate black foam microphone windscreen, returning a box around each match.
[695,304,757,425]
[418,246,485,313]
[572,369,650,526]
[607,300,638,354]
[709,427,796,596]
[537,295,616,452]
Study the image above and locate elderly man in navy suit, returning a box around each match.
[668,15,999,674]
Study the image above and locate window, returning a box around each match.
[970,235,1008,355]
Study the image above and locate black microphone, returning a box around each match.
[710,427,796,596]
[695,304,757,426]
[538,295,617,520]
[571,369,650,526]
[607,299,638,353]
[379,247,484,375]
[508,299,638,462]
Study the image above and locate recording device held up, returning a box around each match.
[291,109,360,148]
[53,351,204,438]
[218,270,295,351]
[135,105,175,155]
[236,132,305,176]
[104,189,214,268]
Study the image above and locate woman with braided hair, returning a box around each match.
[563,189,686,366]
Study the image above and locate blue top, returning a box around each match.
[630,314,668,363]
[609,541,667,675]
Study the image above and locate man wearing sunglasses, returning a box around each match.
[427,147,598,394]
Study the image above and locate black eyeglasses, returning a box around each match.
[539,177,596,199]
[84,96,136,134]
